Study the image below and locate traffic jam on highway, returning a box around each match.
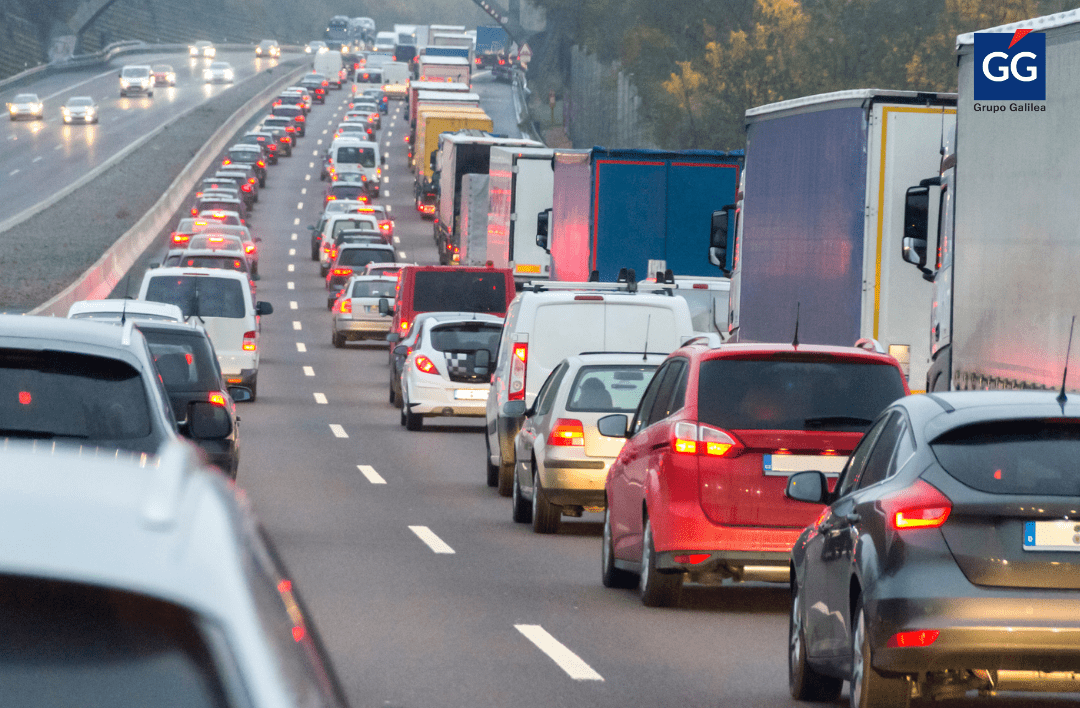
[4,9,1080,708]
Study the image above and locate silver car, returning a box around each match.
[204,61,235,83]
[331,275,396,346]
[7,92,43,120]
[61,95,98,124]
[508,352,666,533]
[0,441,349,707]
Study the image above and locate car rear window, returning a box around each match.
[334,147,375,166]
[273,106,302,117]
[176,256,246,272]
[226,150,258,163]
[428,322,502,353]
[411,271,507,314]
[198,201,239,213]
[145,276,247,319]
[338,248,393,266]
[696,358,906,432]
[143,331,221,391]
[350,281,396,298]
[566,365,657,413]
[0,575,230,708]
[931,419,1080,496]
[0,349,151,440]
[188,235,244,250]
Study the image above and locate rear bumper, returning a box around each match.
[540,457,611,507]
[408,380,488,417]
[334,317,391,338]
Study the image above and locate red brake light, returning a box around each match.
[242,331,257,352]
[879,480,952,531]
[548,419,584,447]
[340,298,352,314]
[222,158,231,165]
[18,391,31,405]
[508,342,528,401]
[257,160,265,168]
[171,233,190,246]
[331,267,353,277]
[672,422,743,457]
[244,243,255,253]
[242,183,252,192]
[414,354,439,375]
[673,421,697,454]
[886,630,940,648]
[208,391,227,407]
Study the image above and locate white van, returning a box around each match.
[313,51,344,87]
[138,268,273,400]
[323,137,381,189]
[484,281,695,495]
[317,213,381,274]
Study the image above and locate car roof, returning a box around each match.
[562,352,669,368]
[340,242,393,250]
[347,275,397,284]
[903,390,1080,441]
[420,312,505,329]
[689,342,903,366]
[143,266,250,282]
[0,314,147,358]
[68,299,184,320]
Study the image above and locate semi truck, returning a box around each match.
[717,90,955,391]
[476,26,509,68]
[486,146,554,281]
[393,24,418,64]
[458,173,490,266]
[417,56,471,86]
[407,81,470,122]
[434,132,543,264]
[413,106,492,177]
[543,148,743,282]
[902,14,1078,393]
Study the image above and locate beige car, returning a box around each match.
[507,352,666,533]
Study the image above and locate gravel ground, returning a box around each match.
[0,58,304,311]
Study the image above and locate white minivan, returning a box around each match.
[485,281,696,495]
[323,137,382,193]
[139,268,273,400]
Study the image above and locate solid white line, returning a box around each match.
[303,366,315,376]
[329,423,348,438]
[296,342,307,352]
[314,392,328,404]
[289,248,296,256]
[287,281,295,290]
[514,625,604,681]
[292,321,302,330]
[297,201,304,210]
[357,465,386,484]
[32,156,42,163]
[287,264,295,272]
[289,300,298,309]
[408,526,455,554]
[9,169,19,176]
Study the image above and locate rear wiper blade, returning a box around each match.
[0,429,90,439]
[803,416,874,429]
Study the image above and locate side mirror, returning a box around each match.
[187,401,232,439]
[473,348,491,375]
[256,301,273,315]
[378,297,391,315]
[785,471,831,505]
[536,208,551,251]
[227,386,253,403]
[252,272,261,281]
[502,400,527,418]
[307,224,316,230]
[597,414,629,438]
[902,185,930,268]
[709,205,735,276]
[394,344,408,355]
[149,262,160,269]
[254,237,263,242]
[386,331,400,342]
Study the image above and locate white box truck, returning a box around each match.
[902,11,1080,392]
[458,173,490,266]
[721,89,955,391]
[486,146,553,281]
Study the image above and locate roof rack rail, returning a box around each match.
[577,351,672,357]
[518,280,674,295]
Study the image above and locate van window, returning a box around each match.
[331,218,378,239]
[121,66,149,78]
[411,271,507,314]
[350,280,396,298]
[334,146,375,167]
[338,248,393,266]
[604,304,679,353]
[145,276,247,319]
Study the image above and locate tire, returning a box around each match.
[247,375,258,403]
[311,243,320,260]
[531,470,560,534]
[851,600,910,708]
[497,455,514,497]
[640,517,681,607]
[258,177,266,188]
[327,298,335,310]
[332,331,345,348]
[399,404,406,427]
[512,462,532,523]
[148,91,153,98]
[789,581,843,701]
[601,505,638,589]
[404,398,422,431]
[485,436,499,488]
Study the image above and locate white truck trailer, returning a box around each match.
[486,146,553,281]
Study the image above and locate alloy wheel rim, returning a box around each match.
[603,510,612,568]
[851,610,865,706]
[531,472,538,517]
[789,590,802,676]
[642,522,653,591]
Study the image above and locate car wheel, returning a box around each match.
[327,298,335,310]
[789,580,843,701]
[247,375,258,402]
[258,177,266,188]
[851,599,910,708]
[389,380,400,406]
[332,331,345,348]
[511,461,531,523]
[399,402,406,427]
[311,243,320,260]
[602,505,638,588]
[640,516,681,607]
[497,453,514,497]
[485,436,499,488]
[531,469,560,534]
[319,265,328,277]
[404,398,422,431]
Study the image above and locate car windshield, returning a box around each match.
[696,358,906,432]
[350,281,396,298]
[411,271,507,314]
[334,147,375,167]
[0,575,230,708]
[13,94,37,102]
[144,276,247,319]
[428,322,502,354]
[566,365,657,413]
[143,332,221,391]
[0,349,151,440]
[67,97,93,107]
[338,248,393,267]
[122,67,149,77]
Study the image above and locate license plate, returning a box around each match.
[763,454,848,476]
[1024,520,1080,551]
[454,389,488,401]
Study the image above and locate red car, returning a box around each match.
[599,341,909,607]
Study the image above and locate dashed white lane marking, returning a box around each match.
[408,526,455,554]
[53,143,61,149]
[289,248,296,256]
[312,150,319,156]
[296,201,303,210]
[398,251,407,259]
[296,342,307,352]
[289,300,298,309]
[316,139,322,146]
[293,217,300,225]
[514,626,605,681]
[32,156,42,163]
[9,169,19,176]
[314,392,328,404]
[387,131,392,138]
[291,233,297,240]
[382,176,389,183]
[287,281,295,290]
[301,188,307,195]
[393,236,400,244]
[386,204,392,213]
[322,128,328,134]
[329,423,348,438]
[288,264,295,272]
[303,366,315,377]
[292,321,302,330]
[309,161,315,168]
[305,174,311,181]
[358,465,386,484]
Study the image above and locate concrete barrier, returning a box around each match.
[29,60,309,317]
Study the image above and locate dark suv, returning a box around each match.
[599,341,909,606]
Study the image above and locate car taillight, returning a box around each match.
[329,248,338,259]
[296,115,305,122]
[242,331,257,352]
[171,233,190,246]
[331,267,353,277]
[339,298,352,314]
[257,160,265,168]
[508,342,527,401]
[879,480,952,530]
[208,391,227,407]
[548,419,584,447]
[414,354,439,375]
[244,243,255,253]
[672,423,743,457]
[242,183,252,192]
[886,630,940,648]
[286,126,295,133]
[380,221,390,231]
[190,207,198,216]
[248,178,256,185]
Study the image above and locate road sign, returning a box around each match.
[519,43,533,61]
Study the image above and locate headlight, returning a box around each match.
[61,107,70,115]
[203,70,212,79]
[8,106,16,113]
[224,70,234,79]
[168,73,176,82]
[305,46,312,53]
[189,47,198,55]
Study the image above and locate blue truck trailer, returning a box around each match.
[544,148,743,282]
[476,26,509,68]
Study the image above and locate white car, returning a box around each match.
[331,275,397,347]
[204,61,235,83]
[363,261,413,278]
[189,40,216,57]
[67,299,184,322]
[306,40,328,54]
[399,313,504,430]
[7,93,43,121]
[119,65,154,97]
[60,96,98,124]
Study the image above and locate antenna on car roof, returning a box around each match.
[1057,315,1075,409]
[120,299,128,326]
[642,314,651,362]
[792,302,801,348]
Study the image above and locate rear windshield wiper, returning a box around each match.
[803,416,874,429]
[0,428,90,439]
